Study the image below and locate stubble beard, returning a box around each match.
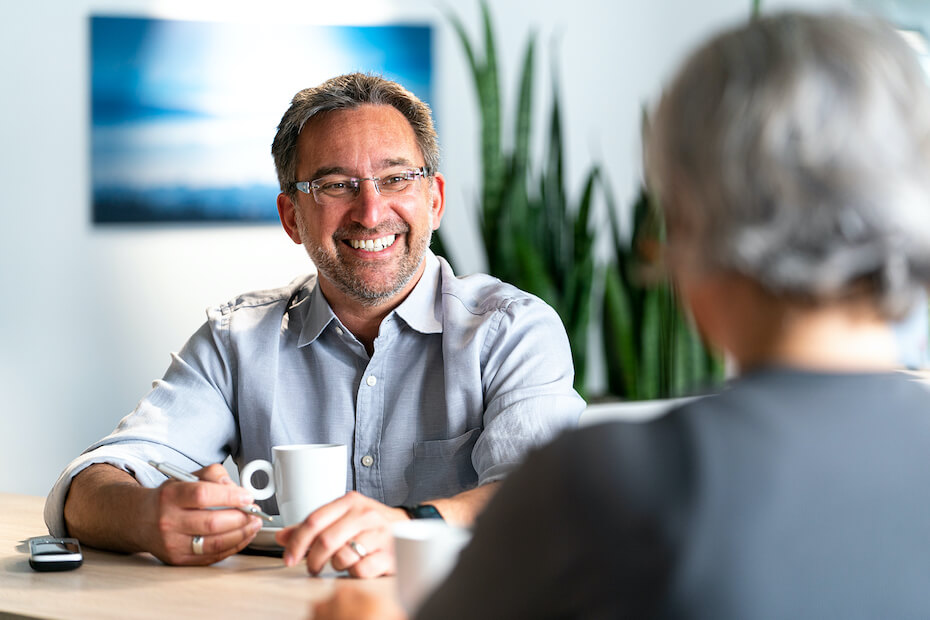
[295,208,432,308]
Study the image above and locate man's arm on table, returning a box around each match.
[277,482,499,579]
[64,462,262,565]
[423,482,498,525]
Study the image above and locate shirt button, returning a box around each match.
[361,455,374,467]
[366,375,377,387]
[335,326,344,336]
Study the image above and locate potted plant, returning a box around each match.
[442,1,724,401]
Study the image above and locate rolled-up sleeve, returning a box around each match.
[44,316,239,537]
[471,297,585,485]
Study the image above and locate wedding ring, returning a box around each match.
[191,535,205,555]
[347,539,368,559]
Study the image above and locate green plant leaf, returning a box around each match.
[479,0,504,225]
[574,167,599,262]
[444,8,480,84]
[603,263,639,398]
[640,287,663,399]
[514,236,558,308]
[514,36,535,176]
[542,80,566,272]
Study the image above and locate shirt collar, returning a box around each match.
[393,250,443,335]
[295,250,444,347]
[296,281,339,348]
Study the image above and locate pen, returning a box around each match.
[148,460,274,522]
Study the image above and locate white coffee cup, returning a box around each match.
[393,519,472,614]
[240,443,347,526]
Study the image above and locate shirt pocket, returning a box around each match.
[412,427,481,500]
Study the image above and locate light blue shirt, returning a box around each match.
[45,252,585,535]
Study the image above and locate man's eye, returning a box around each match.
[323,181,349,191]
[382,175,408,186]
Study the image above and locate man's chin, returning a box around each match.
[323,271,409,305]
[341,284,407,307]
[313,246,426,306]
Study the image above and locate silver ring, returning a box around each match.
[347,539,368,558]
[191,535,205,555]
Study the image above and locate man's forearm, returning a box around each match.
[63,463,154,552]
[426,482,499,526]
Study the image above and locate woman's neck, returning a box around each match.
[736,304,898,373]
[691,273,899,374]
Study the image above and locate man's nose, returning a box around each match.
[349,178,387,229]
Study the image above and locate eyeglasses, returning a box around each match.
[295,166,431,206]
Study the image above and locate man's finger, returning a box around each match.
[166,519,262,566]
[329,530,381,572]
[345,549,394,579]
[162,478,254,511]
[278,495,355,565]
[302,510,386,574]
[193,463,236,485]
[189,520,262,558]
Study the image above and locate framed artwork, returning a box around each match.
[90,16,433,224]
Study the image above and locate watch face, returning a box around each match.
[408,504,444,520]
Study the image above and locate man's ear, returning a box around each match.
[429,172,446,231]
[277,193,302,244]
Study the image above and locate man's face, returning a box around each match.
[277,104,445,309]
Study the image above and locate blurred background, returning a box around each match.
[2,0,922,496]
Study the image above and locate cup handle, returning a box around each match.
[239,459,275,501]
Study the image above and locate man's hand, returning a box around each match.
[275,483,500,578]
[141,463,263,565]
[313,583,408,620]
[275,491,408,578]
[65,463,262,566]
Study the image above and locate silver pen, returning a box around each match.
[148,460,273,522]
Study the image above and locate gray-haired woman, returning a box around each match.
[316,12,930,619]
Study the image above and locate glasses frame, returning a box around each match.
[294,166,432,205]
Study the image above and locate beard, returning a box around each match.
[295,208,432,307]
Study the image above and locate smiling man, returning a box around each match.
[45,73,584,577]
[280,103,442,345]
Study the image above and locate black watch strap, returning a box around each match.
[400,503,444,520]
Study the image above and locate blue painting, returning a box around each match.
[90,16,433,224]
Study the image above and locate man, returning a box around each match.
[46,73,584,577]
[316,11,930,618]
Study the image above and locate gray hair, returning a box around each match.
[644,12,930,318]
[271,72,440,197]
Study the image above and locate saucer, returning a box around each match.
[243,517,343,574]
[246,515,284,554]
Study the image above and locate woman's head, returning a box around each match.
[645,12,930,320]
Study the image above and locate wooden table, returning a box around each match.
[0,493,395,619]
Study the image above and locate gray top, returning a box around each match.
[45,252,584,535]
[419,367,930,619]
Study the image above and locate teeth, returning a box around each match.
[349,234,396,252]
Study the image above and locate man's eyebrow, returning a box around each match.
[309,159,419,180]
[382,157,416,168]
[310,166,347,180]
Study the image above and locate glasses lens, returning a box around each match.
[378,171,415,194]
[309,168,427,205]
[316,178,355,198]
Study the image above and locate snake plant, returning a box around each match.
[444,0,597,396]
[442,1,724,400]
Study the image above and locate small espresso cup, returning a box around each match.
[393,519,472,614]
[240,443,347,526]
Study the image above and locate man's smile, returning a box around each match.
[346,234,398,252]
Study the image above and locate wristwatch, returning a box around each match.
[400,503,444,520]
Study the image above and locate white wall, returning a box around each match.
[0,0,853,497]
